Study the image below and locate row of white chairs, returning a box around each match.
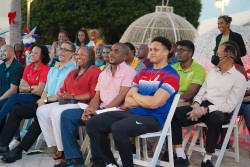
[78,93,250,167]
[31,93,247,167]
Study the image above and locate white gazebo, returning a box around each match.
[120,3,198,48]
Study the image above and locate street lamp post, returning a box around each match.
[215,0,230,15]
[27,0,33,29]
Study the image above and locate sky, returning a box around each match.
[200,0,250,21]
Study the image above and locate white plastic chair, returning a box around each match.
[133,94,180,167]
[187,101,242,167]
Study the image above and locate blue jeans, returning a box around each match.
[0,93,40,138]
[238,102,250,127]
[0,93,40,121]
[61,109,102,161]
[0,98,8,109]
[0,98,8,132]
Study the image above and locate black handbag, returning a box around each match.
[59,99,78,105]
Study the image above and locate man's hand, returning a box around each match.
[186,106,206,121]
[81,106,97,121]
[85,106,97,115]
[191,102,200,111]
[81,112,91,121]
[37,98,45,107]
[118,104,127,111]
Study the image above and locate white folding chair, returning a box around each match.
[187,101,242,167]
[133,94,180,167]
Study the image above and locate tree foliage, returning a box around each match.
[21,0,201,44]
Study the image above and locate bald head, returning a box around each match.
[4,45,14,52]
[138,44,149,60]
[0,45,15,63]
[109,42,130,66]
[115,42,130,56]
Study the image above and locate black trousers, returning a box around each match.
[0,103,41,151]
[86,111,161,167]
[171,105,230,153]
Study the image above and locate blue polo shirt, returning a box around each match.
[0,59,24,96]
[44,60,76,96]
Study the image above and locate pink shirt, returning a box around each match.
[96,62,136,108]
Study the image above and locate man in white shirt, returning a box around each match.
[171,42,247,167]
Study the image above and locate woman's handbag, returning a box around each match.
[59,99,78,105]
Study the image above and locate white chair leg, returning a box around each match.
[187,126,201,159]
[167,130,174,167]
[82,136,89,151]
[149,128,173,167]
[200,128,205,157]
[34,133,45,149]
[85,150,92,166]
[135,137,141,160]
[142,138,148,160]
[182,126,193,149]
[234,126,239,162]
[80,134,92,166]
[215,127,235,167]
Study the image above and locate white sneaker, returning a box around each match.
[9,139,20,150]
[106,164,118,167]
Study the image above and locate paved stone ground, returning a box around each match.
[0,139,249,167]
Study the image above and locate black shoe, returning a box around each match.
[201,160,214,167]
[54,158,85,167]
[91,159,106,167]
[0,145,9,156]
[1,146,22,163]
[174,156,190,167]
[215,142,229,150]
[161,151,177,162]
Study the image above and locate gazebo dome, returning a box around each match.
[120,5,198,47]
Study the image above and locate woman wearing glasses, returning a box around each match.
[0,44,50,137]
[213,15,246,73]
[37,47,100,160]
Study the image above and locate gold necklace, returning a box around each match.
[149,68,163,81]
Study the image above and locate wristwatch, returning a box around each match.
[44,97,48,104]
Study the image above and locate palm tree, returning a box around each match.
[9,0,21,46]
